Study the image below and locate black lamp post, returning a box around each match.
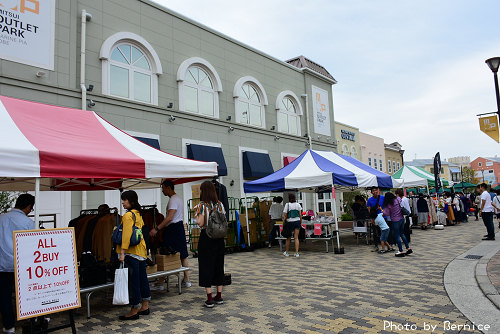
[485,57,500,120]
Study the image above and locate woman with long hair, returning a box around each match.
[383,192,412,257]
[194,181,226,308]
[116,190,150,320]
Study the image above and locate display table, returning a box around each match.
[80,267,189,318]
[275,222,337,253]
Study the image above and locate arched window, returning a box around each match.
[234,76,268,128]
[177,57,223,118]
[351,146,357,159]
[100,32,162,105]
[276,91,303,136]
[342,144,349,156]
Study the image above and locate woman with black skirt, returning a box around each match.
[194,181,226,308]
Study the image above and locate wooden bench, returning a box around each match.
[79,267,189,318]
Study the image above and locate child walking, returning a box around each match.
[370,209,392,254]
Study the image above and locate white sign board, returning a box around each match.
[0,0,55,70]
[312,85,331,136]
[14,228,80,320]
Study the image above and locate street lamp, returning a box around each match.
[485,57,500,119]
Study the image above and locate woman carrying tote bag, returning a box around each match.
[116,190,151,320]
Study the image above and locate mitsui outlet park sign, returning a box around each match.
[0,0,55,70]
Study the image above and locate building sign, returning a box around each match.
[341,129,355,141]
[14,228,80,320]
[0,0,55,70]
[312,85,331,136]
[479,115,499,143]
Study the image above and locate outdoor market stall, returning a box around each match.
[0,95,219,324]
[243,149,402,251]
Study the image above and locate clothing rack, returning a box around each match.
[80,208,118,215]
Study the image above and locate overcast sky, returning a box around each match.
[153,0,500,161]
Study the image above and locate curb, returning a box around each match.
[475,243,500,309]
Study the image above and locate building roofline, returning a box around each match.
[334,121,359,130]
[141,0,336,85]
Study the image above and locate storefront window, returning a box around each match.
[108,43,152,103]
[317,192,332,212]
[278,97,300,135]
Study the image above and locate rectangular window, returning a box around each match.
[388,160,392,173]
[486,161,493,167]
[288,115,298,135]
[397,162,400,170]
[379,160,383,171]
[368,158,372,166]
[110,65,129,98]
[374,159,378,169]
[184,86,198,113]
[478,162,483,167]
[134,72,151,103]
[392,161,396,172]
[200,91,214,116]
[278,112,288,133]
[250,105,262,127]
[237,101,249,124]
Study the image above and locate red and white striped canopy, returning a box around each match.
[0,95,218,191]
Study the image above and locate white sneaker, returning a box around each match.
[150,284,165,291]
[180,280,192,288]
[3,328,15,334]
[294,253,300,258]
[283,251,289,257]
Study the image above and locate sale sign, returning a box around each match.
[13,228,80,320]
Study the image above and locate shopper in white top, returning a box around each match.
[282,193,302,257]
[150,180,191,288]
[478,183,498,240]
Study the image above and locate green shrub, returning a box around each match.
[340,213,353,221]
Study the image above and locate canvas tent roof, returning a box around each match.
[392,165,451,188]
[243,149,401,193]
[0,95,218,191]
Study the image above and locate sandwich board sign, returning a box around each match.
[13,228,80,319]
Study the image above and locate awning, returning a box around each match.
[133,136,160,150]
[449,167,460,173]
[0,95,218,191]
[283,156,297,167]
[243,151,274,180]
[186,144,227,176]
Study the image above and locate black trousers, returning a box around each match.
[0,272,15,329]
[198,230,225,288]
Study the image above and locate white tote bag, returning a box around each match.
[113,263,129,305]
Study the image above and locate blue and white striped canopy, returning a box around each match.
[243,149,398,193]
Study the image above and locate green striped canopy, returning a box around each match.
[392,165,450,187]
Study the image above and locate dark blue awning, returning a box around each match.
[133,136,160,150]
[243,151,274,180]
[187,144,227,176]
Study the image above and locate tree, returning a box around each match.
[0,191,17,213]
[461,166,479,184]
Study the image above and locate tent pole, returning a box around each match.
[244,194,251,247]
[331,185,340,249]
[35,178,40,228]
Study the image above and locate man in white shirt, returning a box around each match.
[0,194,35,333]
[478,183,498,240]
[150,180,190,288]
[268,196,284,248]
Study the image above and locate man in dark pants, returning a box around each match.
[0,194,35,333]
[478,183,498,241]
[150,180,191,289]
[367,187,385,251]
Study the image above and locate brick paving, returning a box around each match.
[487,250,500,294]
[39,220,492,333]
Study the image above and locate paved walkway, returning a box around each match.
[41,221,494,333]
[487,250,500,293]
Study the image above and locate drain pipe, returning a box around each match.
[80,10,92,209]
[301,94,312,148]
